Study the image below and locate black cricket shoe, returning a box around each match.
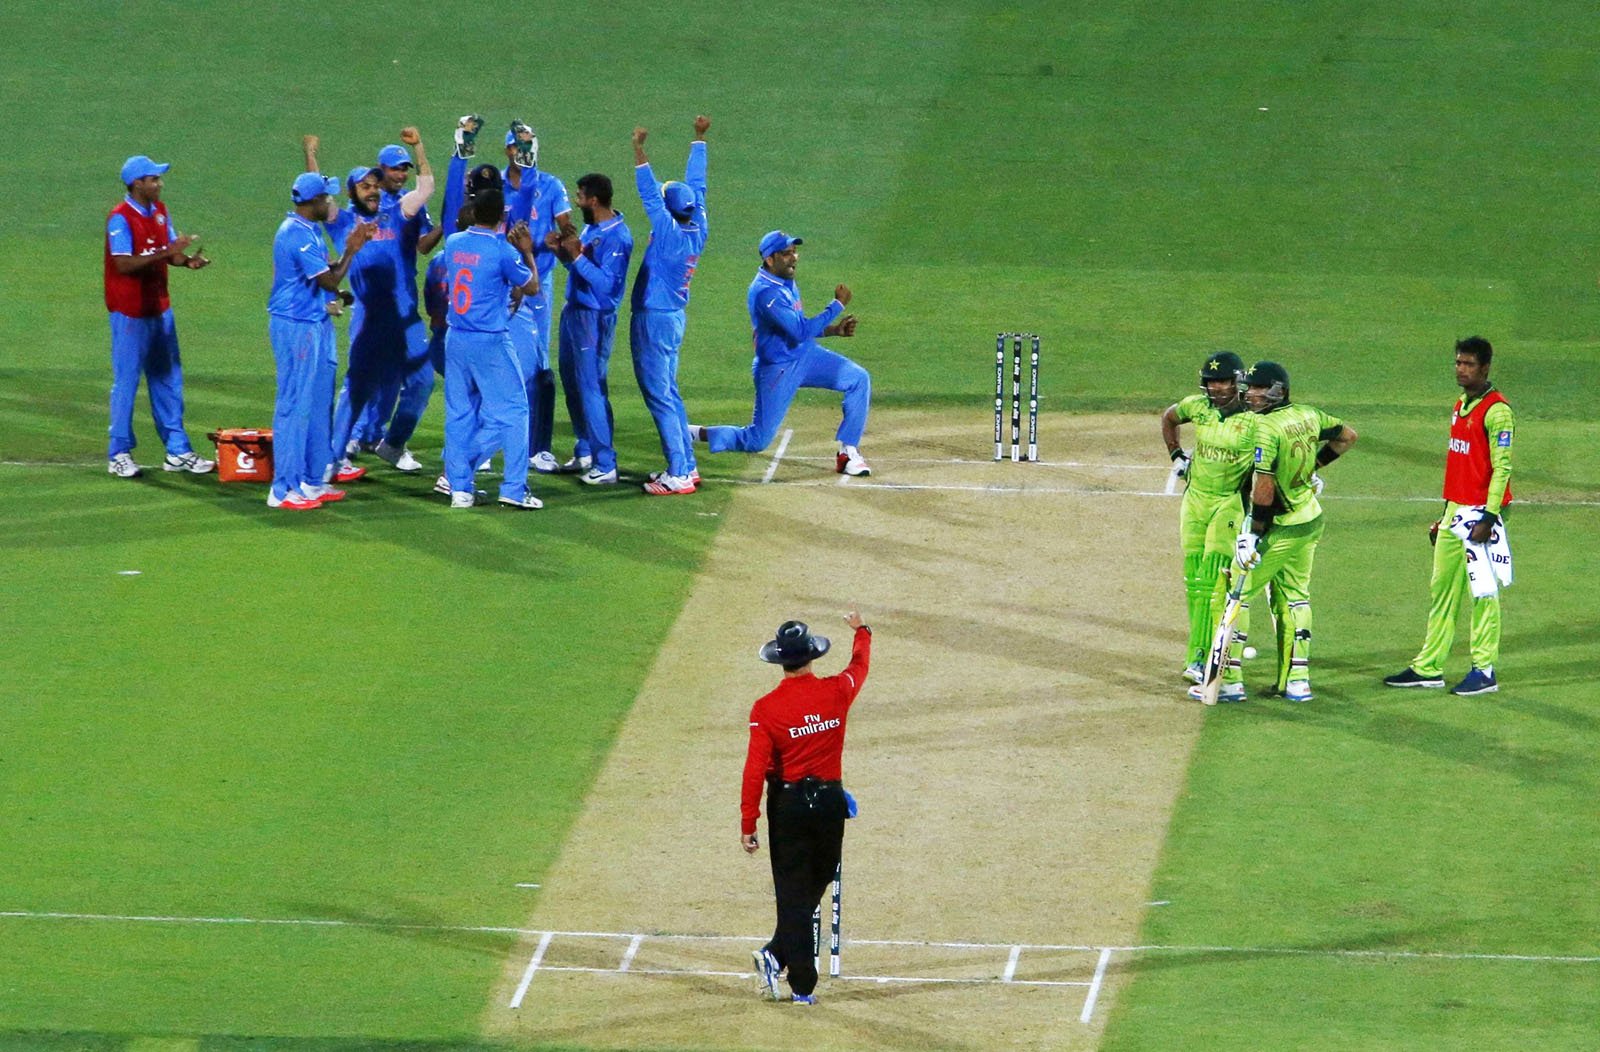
[1383,668,1445,689]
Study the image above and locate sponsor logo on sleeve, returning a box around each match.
[1496,430,1512,447]
[1253,447,1263,463]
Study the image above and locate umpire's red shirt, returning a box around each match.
[741,626,872,836]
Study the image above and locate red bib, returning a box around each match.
[104,200,172,317]
[1443,390,1511,508]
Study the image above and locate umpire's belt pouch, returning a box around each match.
[797,777,848,819]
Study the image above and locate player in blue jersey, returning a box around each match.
[440,117,574,475]
[267,173,371,510]
[440,190,543,510]
[552,173,633,485]
[629,117,710,496]
[693,231,872,477]
[306,130,439,481]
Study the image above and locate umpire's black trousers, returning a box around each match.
[763,778,846,997]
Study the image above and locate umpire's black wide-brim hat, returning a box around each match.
[759,620,831,665]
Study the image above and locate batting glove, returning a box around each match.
[1235,530,1261,570]
[1311,472,1325,496]
[1170,448,1192,480]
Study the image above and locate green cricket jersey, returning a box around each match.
[1174,393,1257,498]
[1253,402,1344,526]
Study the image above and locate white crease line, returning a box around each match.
[1080,947,1113,1024]
[509,931,553,1008]
[760,429,793,484]
[1002,945,1022,982]
[722,477,1600,507]
[536,964,1090,988]
[784,455,1169,471]
[3,911,1595,964]
[619,934,644,972]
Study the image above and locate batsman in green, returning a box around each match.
[1203,361,1358,703]
[1161,352,1259,683]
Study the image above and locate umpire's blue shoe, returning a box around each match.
[1450,667,1498,696]
[751,949,781,1001]
[792,993,817,1005]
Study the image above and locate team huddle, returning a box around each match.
[1163,338,1515,700]
[103,115,875,509]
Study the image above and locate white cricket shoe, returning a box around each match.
[433,474,451,496]
[751,949,781,1002]
[498,492,544,510]
[163,451,216,474]
[648,468,701,487]
[580,467,619,485]
[1182,662,1204,684]
[642,473,695,495]
[529,451,561,473]
[450,491,475,509]
[835,446,872,477]
[373,440,422,472]
[108,453,142,478]
[1283,680,1314,703]
[1188,683,1247,703]
[558,454,592,474]
[267,489,320,511]
[345,439,363,457]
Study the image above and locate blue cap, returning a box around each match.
[377,144,412,168]
[120,155,170,186]
[292,172,340,204]
[345,166,375,194]
[758,230,802,258]
[504,129,517,146]
[662,181,695,218]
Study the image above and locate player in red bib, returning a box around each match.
[1385,337,1514,695]
[104,155,214,478]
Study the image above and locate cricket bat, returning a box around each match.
[1199,566,1249,706]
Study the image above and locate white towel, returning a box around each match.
[1446,507,1513,599]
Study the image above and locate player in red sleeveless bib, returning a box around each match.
[104,155,214,478]
[1385,337,1514,695]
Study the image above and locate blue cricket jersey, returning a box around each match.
[746,268,843,367]
[423,253,448,332]
[442,227,533,334]
[268,213,333,322]
[503,165,571,288]
[564,213,633,312]
[630,142,708,313]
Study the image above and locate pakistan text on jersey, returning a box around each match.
[1449,437,1471,454]
[789,717,842,739]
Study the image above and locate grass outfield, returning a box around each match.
[2,2,1598,1050]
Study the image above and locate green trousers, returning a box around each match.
[1224,517,1324,690]
[1180,489,1242,665]
[1410,502,1503,675]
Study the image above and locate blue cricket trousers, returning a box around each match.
[510,292,556,458]
[630,309,695,477]
[558,304,618,473]
[269,316,336,500]
[708,345,871,454]
[107,309,194,458]
[443,329,529,500]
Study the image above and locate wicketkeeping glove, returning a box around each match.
[509,120,538,168]
[1235,530,1261,569]
[454,115,483,159]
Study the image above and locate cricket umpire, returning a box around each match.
[741,610,871,1004]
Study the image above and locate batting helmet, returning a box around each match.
[466,163,503,200]
[1243,360,1291,408]
[1199,351,1245,386]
